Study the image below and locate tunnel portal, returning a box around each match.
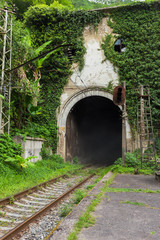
[66,96,122,166]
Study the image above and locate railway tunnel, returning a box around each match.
[66,96,122,165]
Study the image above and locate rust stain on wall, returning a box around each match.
[60,127,65,133]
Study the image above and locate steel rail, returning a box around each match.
[1,173,94,240]
[0,165,91,206]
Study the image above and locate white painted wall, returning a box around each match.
[57,18,133,158]
[70,19,118,87]
[71,39,118,87]
[60,18,118,106]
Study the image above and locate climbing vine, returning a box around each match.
[10,1,160,151]
[12,6,105,151]
[101,1,160,132]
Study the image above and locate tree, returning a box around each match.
[71,0,107,10]
[0,0,73,19]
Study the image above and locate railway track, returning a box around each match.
[0,165,92,206]
[0,167,95,240]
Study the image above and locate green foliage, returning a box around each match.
[71,0,108,10]
[7,1,160,155]
[59,203,73,217]
[73,157,79,164]
[73,189,86,204]
[12,20,33,66]
[1,1,104,151]
[0,94,5,100]
[0,134,23,162]
[101,2,160,131]
[0,157,80,199]
[9,196,15,204]
[86,184,94,190]
[40,144,52,159]
[4,155,37,170]
[107,187,160,194]
[120,200,148,206]
[10,20,41,130]
[21,6,104,151]
[50,0,74,10]
[57,0,73,7]
[111,152,155,174]
[2,1,65,19]
[115,152,139,168]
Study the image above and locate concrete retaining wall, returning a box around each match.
[13,136,45,162]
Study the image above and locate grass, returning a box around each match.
[120,200,160,210]
[59,166,113,221]
[86,184,94,190]
[59,189,88,218]
[111,152,156,175]
[59,203,73,217]
[120,200,148,207]
[73,189,86,204]
[106,187,160,194]
[111,166,155,175]
[0,157,82,199]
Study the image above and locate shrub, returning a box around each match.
[0,134,23,162]
[111,151,156,174]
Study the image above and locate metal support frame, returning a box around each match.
[0,6,14,134]
[137,85,157,168]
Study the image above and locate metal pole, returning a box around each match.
[8,14,12,134]
[122,81,126,166]
[0,8,8,133]
[0,6,13,134]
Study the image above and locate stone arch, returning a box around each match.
[57,88,130,162]
[58,88,118,128]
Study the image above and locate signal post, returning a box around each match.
[113,82,126,166]
[122,82,126,166]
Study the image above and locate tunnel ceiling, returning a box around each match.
[66,96,122,165]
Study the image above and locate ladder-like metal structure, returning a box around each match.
[137,85,157,168]
[0,4,14,134]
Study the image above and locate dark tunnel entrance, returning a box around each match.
[66,96,122,165]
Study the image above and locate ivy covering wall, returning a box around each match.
[4,1,160,152]
[102,1,160,131]
[19,5,104,151]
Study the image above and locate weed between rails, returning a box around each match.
[59,167,112,220]
[0,221,8,227]
[0,211,6,217]
[59,189,87,218]
[59,203,73,218]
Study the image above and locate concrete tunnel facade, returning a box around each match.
[56,17,133,164]
[57,89,132,165]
